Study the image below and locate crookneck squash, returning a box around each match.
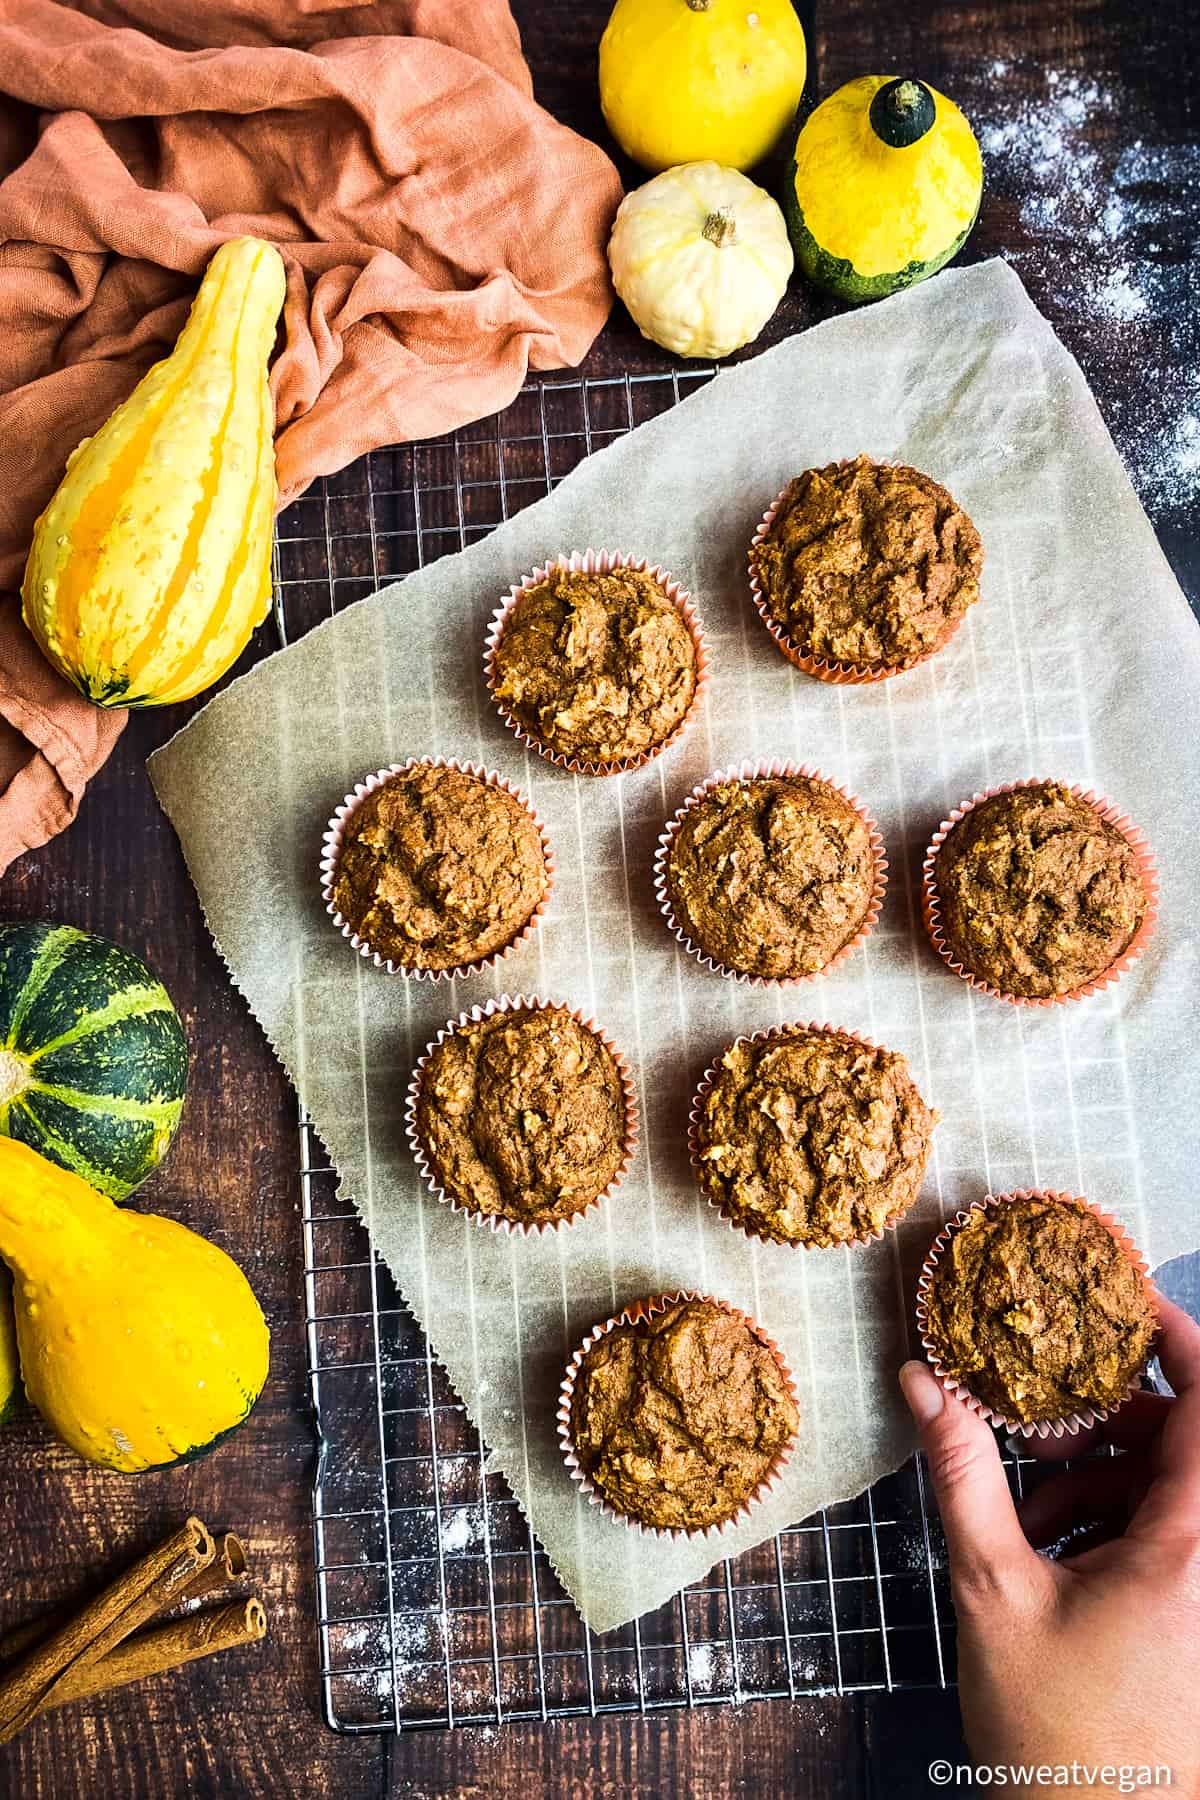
[22,236,286,708]
[0,1139,269,1472]
[0,922,187,1201]
[784,75,982,303]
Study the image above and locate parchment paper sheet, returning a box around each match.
[149,261,1200,1633]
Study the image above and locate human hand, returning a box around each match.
[900,1296,1200,1795]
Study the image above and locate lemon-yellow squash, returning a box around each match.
[0,1138,269,1471]
[609,163,793,359]
[600,0,807,175]
[0,1269,17,1425]
[22,236,286,708]
[785,76,982,304]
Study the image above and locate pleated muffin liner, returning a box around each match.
[687,1020,921,1252]
[483,547,711,776]
[557,1291,799,1541]
[320,757,555,981]
[921,779,1158,1008]
[404,994,639,1238]
[653,759,888,987]
[747,473,968,684]
[915,1189,1158,1441]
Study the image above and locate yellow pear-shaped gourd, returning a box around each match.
[0,1138,268,1471]
[22,237,286,708]
[0,1268,17,1425]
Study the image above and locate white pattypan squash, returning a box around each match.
[608,162,794,360]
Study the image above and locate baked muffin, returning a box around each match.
[568,1297,798,1531]
[662,772,878,979]
[920,1194,1157,1425]
[749,456,982,672]
[490,562,698,767]
[693,1028,937,1248]
[412,1004,627,1227]
[329,764,548,972]
[931,783,1149,999]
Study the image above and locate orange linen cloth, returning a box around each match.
[0,0,622,871]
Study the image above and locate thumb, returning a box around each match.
[900,1361,1046,1609]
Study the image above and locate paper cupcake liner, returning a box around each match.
[653,760,888,987]
[748,475,967,684]
[404,994,639,1237]
[557,1291,799,1541]
[921,780,1158,1008]
[483,548,710,776]
[915,1189,1158,1441]
[688,1021,921,1251]
[320,758,554,981]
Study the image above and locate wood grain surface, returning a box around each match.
[0,1,1196,1795]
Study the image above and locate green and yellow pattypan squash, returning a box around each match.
[784,75,982,303]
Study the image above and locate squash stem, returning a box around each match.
[702,208,738,249]
[685,0,711,10]
[0,1050,30,1109]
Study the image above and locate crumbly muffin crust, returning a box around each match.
[414,1005,626,1225]
[492,564,698,764]
[922,1195,1157,1424]
[569,1299,798,1531]
[933,784,1147,999]
[665,774,876,979]
[331,765,547,971]
[750,456,983,668]
[694,1030,937,1247]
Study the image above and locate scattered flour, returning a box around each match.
[439,1504,485,1555]
[965,66,1200,521]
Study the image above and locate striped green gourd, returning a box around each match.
[0,923,188,1201]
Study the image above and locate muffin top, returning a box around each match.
[933,784,1147,999]
[665,774,876,979]
[331,765,547,971]
[491,564,698,765]
[414,1005,626,1225]
[569,1298,798,1531]
[750,456,983,668]
[922,1194,1157,1424]
[694,1029,937,1248]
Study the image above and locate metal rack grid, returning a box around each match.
[273,370,1045,1733]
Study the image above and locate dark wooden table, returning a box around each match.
[1,2,1196,1794]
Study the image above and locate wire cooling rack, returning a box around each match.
[272,370,1052,1734]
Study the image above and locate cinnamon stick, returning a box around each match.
[0,1530,248,1666]
[37,1599,267,1716]
[174,1532,247,1608]
[0,1517,215,1743]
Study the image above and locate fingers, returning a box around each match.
[900,1362,1047,1608]
[1151,1295,1200,1398]
[1122,1298,1200,1547]
[1017,1454,1149,1549]
[1018,1389,1174,1464]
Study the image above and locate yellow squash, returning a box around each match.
[0,1268,17,1425]
[0,1138,269,1471]
[22,237,286,708]
[600,0,807,175]
[785,75,982,303]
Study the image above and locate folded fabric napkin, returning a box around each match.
[0,0,621,868]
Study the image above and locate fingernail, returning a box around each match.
[899,1359,945,1426]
